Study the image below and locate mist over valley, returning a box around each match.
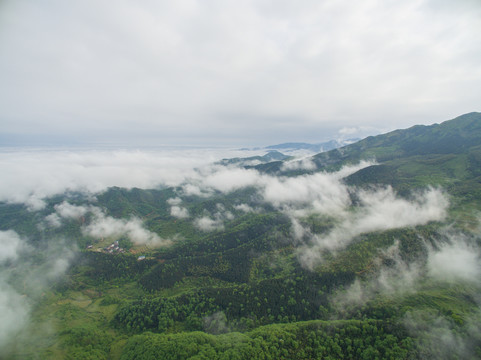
[1,113,481,359]
[2,0,481,357]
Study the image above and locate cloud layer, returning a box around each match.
[48,201,170,247]
[427,237,481,283]
[1,0,480,145]
[0,148,262,210]
[337,231,481,295]
[0,146,450,259]
[173,159,448,262]
[0,230,75,352]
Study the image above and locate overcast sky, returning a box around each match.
[0,0,480,147]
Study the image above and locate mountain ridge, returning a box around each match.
[265,139,360,153]
[315,112,481,164]
[250,112,481,183]
[2,112,481,359]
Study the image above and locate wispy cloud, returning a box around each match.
[331,228,481,349]
[297,186,448,268]
[0,148,263,209]
[0,230,76,353]
[83,209,169,247]
[0,146,452,267]
[403,309,481,360]
[168,197,190,219]
[46,201,170,247]
[194,216,225,232]
[427,234,481,283]
[281,157,317,171]
[0,277,30,350]
[331,240,423,312]
[0,230,26,262]
[193,204,234,232]
[233,203,258,213]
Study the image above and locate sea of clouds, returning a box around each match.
[0,146,479,356]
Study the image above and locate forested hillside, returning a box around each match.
[1,113,481,359]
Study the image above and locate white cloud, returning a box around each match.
[427,240,481,283]
[351,186,448,234]
[201,166,261,193]
[83,207,168,247]
[0,230,25,263]
[332,263,422,314]
[215,204,234,220]
[181,183,211,197]
[194,216,225,232]
[170,206,189,219]
[281,157,317,171]
[167,197,190,219]
[259,161,374,218]
[42,200,171,246]
[403,310,481,360]
[262,172,351,214]
[0,148,264,208]
[0,141,454,273]
[0,278,30,349]
[44,202,89,228]
[24,195,47,212]
[298,187,448,268]
[0,231,76,353]
[55,201,88,219]
[331,241,422,312]
[233,203,257,213]
[331,229,481,327]
[45,213,62,228]
[1,0,480,145]
[182,161,374,220]
[173,160,448,265]
[167,197,182,206]
[193,204,234,231]
[0,144,451,270]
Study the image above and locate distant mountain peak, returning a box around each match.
[266,139,360,153]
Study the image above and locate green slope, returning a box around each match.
[2,112,481,359]
[315,112,481,165]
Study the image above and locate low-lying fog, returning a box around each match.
[0,147,480,357]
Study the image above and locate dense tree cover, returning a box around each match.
[312,112,481,170]
[60,325,114,360]
[76,252,157,282]
[140,245,255,290]
[3,113,481,359]
[3,190,478,359]
[159,212,291,259]
[119,320,413,360]
[138,213,293,290]
[116,270,355,334]
[96,187,176,219]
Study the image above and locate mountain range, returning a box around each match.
[1,112,481,359]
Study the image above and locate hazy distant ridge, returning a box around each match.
[266,139,359,153]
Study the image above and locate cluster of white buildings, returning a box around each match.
[103,240,125,254]
[86,240,126,254]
